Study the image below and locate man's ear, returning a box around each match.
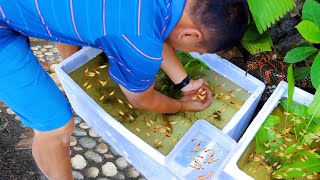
[178,28,203,41]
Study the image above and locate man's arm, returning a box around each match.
[161,42,209,95]
[119,83,212,113]
[56,43,81,59]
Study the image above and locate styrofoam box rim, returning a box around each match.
[55,47,265,165]
[224,81,315,180]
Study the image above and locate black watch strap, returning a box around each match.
[174,75,191,90]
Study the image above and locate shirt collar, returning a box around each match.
[163,0,186,40]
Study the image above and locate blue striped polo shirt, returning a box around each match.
[0,0,186,92]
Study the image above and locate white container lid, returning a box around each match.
[165,120,237,180]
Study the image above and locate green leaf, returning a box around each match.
[294,66,311,80]
[242,24,273,54]
[275,159,320,178]
[302,0,320,28]
[284,47,318,63]
[255,115,281,153]
[311,52,320,88]
[303,123,320,145]
[248,0,296,34]
[287,64,294,110]
[296,20,320,44]
[308,84,320,118]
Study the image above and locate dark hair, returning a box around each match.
[191,0,249,53]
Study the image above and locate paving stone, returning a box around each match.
[31,47,39,51]
[40,48,47,52]
[89,129,99,137]
[6,108,15,115]
[45,56,55,61]
[71,155,87,170]
[79,122,90,129]
[97,178,110,180]
[115,157,128,170]
[44,52,54,56]
[79,137,96,149]
[73,127,87,136]
[44,45,54,49]
[49,48,59,53]
[104,154,114,159]
[73,146,83,151]
[14,116,20,121]
[72,171,84,180]
[102,162,117,177]
[85,167,99,178]
[74,116,82,124]
[38,57,46,62]
[70,136,77,147]
[109,146,120,156]
[95,143,108,154]
[127,168,139,178]
[49,64,58,73]
[113,172,125,180]
[49,73,61,86]
[84,150,103,163]
[98,138,105,143]
[34,51,42,55]
[36,54,44,58]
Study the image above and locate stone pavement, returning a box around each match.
[1,38,146,180]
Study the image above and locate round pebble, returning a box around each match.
[56,57,63,62]
[109,147,120,156]
[6,108,15,115]
[74,116,82,124]
[14,116,20,121]
[49,64,58,73]
[31,47,39,51]
[49,73,61,86]
[95,143,108,154]
[36,45,41,48]
[104,154,114,159]
[38,57,45,62]
[85,167,99,178]
[84,150,103,163]
[115,157,128,169]
[36,54,44,58]
[34,51,42,55]
[102,162,118,177]
[97,178,110,180]
[79,122,90,129]
[46,56,55,61]
[40,48,47,52]
[127,168,139,178]
[113,172,125,180]
[49,48,59,53]
[98,138,105,143]
[70,136,77,147]
[73,146,83,151]
[71,155,87,170]
[72,171,84,180]
[138,178,147,180]
[44,52,54,56]
[73,127,87,136]
[89,129,99,137]
[44,45,54,48]
[79,137,96,149]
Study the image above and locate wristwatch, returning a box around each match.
[174,75,191,90]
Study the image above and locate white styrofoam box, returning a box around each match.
[224,81,315,180]
[55,47,265,179]
[166,120,237,179]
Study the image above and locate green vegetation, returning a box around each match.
[284,0,320,89]
[241,0,296,54]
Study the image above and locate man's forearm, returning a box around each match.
[120,84,182,114]
[161,43,188,84]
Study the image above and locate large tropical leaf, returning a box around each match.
[241,24,273,54]
[248,0,296,34]
[302,0,320,28]
[311,52,320,88]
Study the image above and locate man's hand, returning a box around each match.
[179,85,213,112]
[181,78,209,95]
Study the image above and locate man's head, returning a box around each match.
[166,0,249,54]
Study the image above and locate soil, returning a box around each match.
[0,107,45,180]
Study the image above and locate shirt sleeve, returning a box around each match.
[99,34,163,93]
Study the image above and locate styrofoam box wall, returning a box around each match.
[224,81,315,180]
[55,47,265,179]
